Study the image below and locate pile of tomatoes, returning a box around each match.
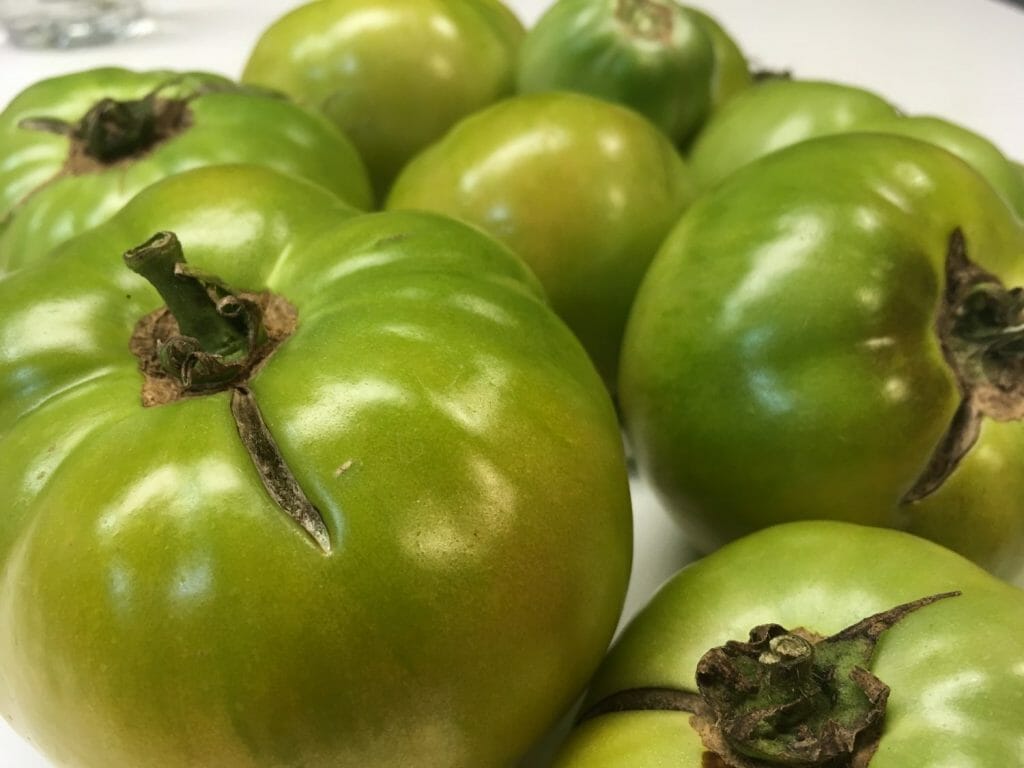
[1,1,1023,766]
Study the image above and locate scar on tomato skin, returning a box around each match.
[232,386,331,553]
[372,233,410,248]
[334,459,355,478]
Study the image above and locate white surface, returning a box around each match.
[1,0,1023,153]
[1,1,1022,766]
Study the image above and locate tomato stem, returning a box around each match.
[125,232,253,372]
[615,0,673,43]
[78,94,182,163]
[579,592,959,767]
[125,233,329,551]
[18,83,191,168]
[904,228,1024,503]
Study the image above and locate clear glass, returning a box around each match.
[0,0,152,49]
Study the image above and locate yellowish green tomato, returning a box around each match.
[853,114,1024,218]
[0,67,372,273]
[688,79,1024,219]
[552,522,1024,767]
[242,0,524,201]
[0,164,632,767]
[388,91,697,388]
[620,133,1024,581]
[517,0,751,146]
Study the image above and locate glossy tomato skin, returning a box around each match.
[517,0,750,146]
[552,521,1024,767]
[388,91,696,389]
[242,0,523,201]
[620,133,1024,580]
[0,165,632,767]
[688,79,1024,218]
[688,79,899,188]
[0,68,372,272]
[856,114,1024,218]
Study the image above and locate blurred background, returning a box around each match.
[2,1,1022,155]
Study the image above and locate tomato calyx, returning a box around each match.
[579,592,959,767]
[19,85,192,170]
[751,69,793,83]
[615,0,674,44]
[125,232,286,396]
[125,231,330,552]
[904,228,1024,503]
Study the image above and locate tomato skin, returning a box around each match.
[242,0,523,201]
[0,68,372,272]
[552,711,705,767]
[388,91,696,388]
[856,114,1024,218]
[0,165,632,767]
[619,133,1024,579]
[552,521,1024,767]
[685,8,749,113]
[517,0,750,146]
[688,79,899,188]
[688,79,1024,219]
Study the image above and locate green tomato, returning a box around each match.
[516,0,750,146]
[685,8,750,113]
[620,133,1024,581]
[688,79,1024,219]
[855,114,1024,219]
[388,91,696,388]
[552,521,1024,767]
[242,0,523,201]
[0,164,632,767]
[688,79,899,188]
[0,67,372,273]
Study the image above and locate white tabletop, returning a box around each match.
[1,1,1022,766]
[2,0,1023,152]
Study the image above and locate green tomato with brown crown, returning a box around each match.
[621,132,1024,582]
[0,67,372,273]
[552,522,1024,768]
[0,164,632,768]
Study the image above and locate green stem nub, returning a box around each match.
[580,592,961,767]
[125,231,264,392]
[694,592,960,767]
